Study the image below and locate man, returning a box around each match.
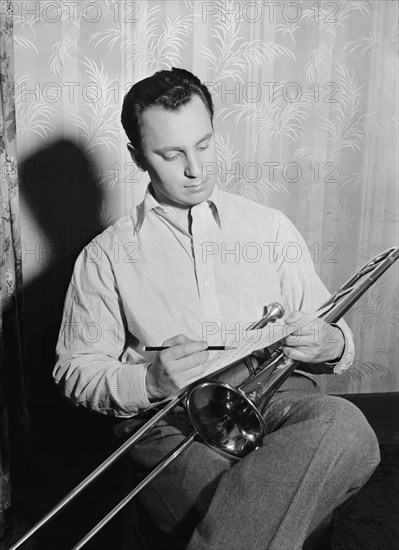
[54,68,380,549]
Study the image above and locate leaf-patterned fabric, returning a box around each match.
[13,0,398,395]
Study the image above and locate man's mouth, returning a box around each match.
[184,182,205,189]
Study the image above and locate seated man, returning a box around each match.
[53,68,380,550]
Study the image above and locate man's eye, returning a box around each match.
[162,154,179,161]
[198,143,210,151]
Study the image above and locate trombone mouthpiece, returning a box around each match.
[250,302,285,330]
[265,302,285,322]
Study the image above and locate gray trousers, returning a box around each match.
[129,375,381,550]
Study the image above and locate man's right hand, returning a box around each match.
[145,334,209,401]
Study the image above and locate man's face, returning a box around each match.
[133,94,217,208]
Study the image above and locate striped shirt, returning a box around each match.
[53,185,354,417]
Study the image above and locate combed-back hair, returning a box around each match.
[121,67,214,154]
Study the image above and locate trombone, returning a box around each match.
[10,247,399,550]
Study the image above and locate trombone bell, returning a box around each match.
[187,380,268,460]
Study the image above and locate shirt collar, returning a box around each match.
[134,183,225,233]
[206,184,223,227]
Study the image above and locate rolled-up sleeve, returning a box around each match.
[53,242,151,417]
[274,212,355,375]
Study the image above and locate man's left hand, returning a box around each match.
[282,311,344,364]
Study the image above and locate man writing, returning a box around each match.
[54,68,380,549]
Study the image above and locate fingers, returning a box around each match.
[159,336,209,378]
[282,344,311,362]
[147,334,211,399]
[284,311,309,324]
[285,333,319,346]
[284,311,319,338]
[160,334,208,363]
[284,310,314,326]
[174,349,209,371]
[160,349,209,391]
[283,313,324,362]
[162,340,208,361]
[284,312,327,341]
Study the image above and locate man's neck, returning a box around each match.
[175,208,192,234]
[148,185,199,234]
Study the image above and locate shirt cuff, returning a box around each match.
[325,323,355,374]
[119,362,152,414]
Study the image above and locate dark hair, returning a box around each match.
[121,67,214,154]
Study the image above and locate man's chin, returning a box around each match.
[182,181,214,202]
[154,181,215,208]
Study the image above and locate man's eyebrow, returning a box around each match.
[154,132,213,153]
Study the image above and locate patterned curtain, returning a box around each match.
[0,1,29,534]
[12,0,398,395]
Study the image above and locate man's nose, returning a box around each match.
[184,153,202,179]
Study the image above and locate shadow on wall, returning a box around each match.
[19,139,105,407]
[1,141,126,549]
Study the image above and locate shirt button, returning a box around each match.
[204,282,210,288]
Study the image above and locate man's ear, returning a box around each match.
[127,143,146,172]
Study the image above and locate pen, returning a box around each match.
[143,345,237,351]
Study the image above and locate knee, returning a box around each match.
[323,396,380,471]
